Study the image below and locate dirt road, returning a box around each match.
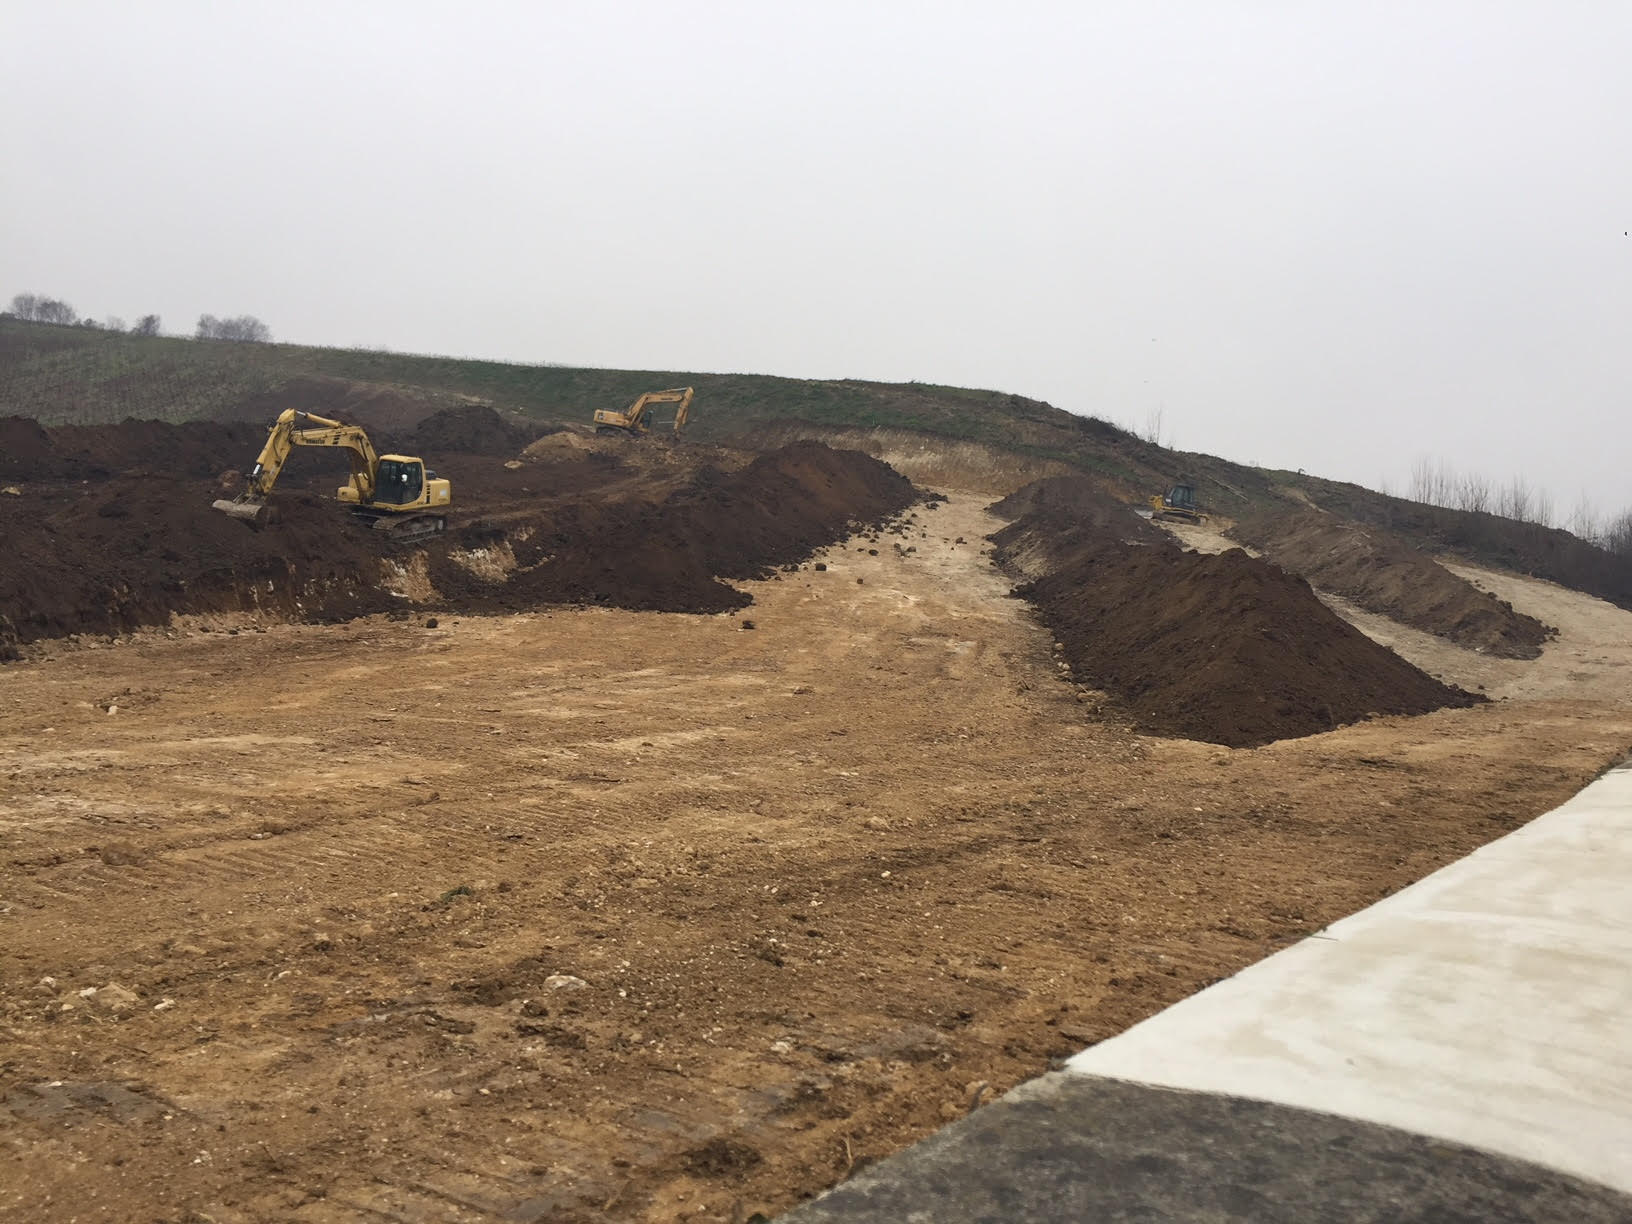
[4,498,1631,1222]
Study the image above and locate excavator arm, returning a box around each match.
[242,409,382,501]
[216,409,384,523]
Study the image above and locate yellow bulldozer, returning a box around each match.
[592,387,694,438]
[212,409,450,542]
[1149,483,1205,524]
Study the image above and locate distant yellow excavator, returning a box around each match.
[212,409,450,542]
[592,386,694,438]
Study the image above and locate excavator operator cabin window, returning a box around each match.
[376,459,423,505]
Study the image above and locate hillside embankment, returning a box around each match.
[990,480,1481,747]
[1228,509,1554,659]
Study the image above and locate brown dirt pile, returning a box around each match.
[1,414,266,480]
[988,477,1168,581]
[404,403,546,457]
[991,499,1480,747]
[433,441,916,614]
[0,421,914,647]
[220,375,446,436]
[1231,509,1553,659]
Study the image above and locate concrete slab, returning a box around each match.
[1067,759,1632,1193]
[781,1074,1632,1223]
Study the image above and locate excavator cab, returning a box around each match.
[373,458,425,506]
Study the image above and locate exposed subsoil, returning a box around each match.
[0,416,915,645]
[3,497,1630,1223]
[991,493,1480,747]
[1229,508,1553,659]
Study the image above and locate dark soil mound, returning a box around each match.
[1230,509,1553,659]
[989,477,1167,578]
[0,478,398,642]
[1294,477,1632,613]
[0,417,56,475]
[1,415,265,480]
[992,510,1479,747]
[220,375,443,440]
[0,419,915,647]
[433,442,916,614]
[991,475,1163,538]
[407,403,538,458]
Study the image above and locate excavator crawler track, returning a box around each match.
[353,511,447,546]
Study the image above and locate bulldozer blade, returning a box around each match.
[213,499,270,525]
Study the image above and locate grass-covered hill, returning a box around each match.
[3,316,1628,609]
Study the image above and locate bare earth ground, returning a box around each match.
[4,498,1632,1223]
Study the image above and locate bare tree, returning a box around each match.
[102,315,126,332]
[197,314,271,342]
[1456,472,1492,514]
[1142,406,1166,448]
[133,314,161,336]
[1569,495,1600,545]
[1498,475,1533,523]
[8,292,39,319]
[1408,456,1437,504]
[35,297,79,325]
[1604,509,1632,558]
[1531,487,1555,529]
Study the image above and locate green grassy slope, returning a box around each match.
[3,316,1628,606]
[0,317,1177,483]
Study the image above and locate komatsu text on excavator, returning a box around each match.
[212,409,450,542]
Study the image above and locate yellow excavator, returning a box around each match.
[592,386,694,438]
[212,409,450,542]
[1149,483,1205,524]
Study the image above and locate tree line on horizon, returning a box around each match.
[5,292,269,344]
[1394,456,1632,559]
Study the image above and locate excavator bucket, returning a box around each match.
[212,498,272,525]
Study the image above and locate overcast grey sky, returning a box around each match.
[3,2,1627,517]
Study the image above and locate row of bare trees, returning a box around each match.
[194,314,271,342]
[6,293,269,344]
[1405,456,1632,556]
[8,293,162,337]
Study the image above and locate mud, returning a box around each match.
[991,491,1480,747]
[0,420,916,646]
[1230,509,1553,659]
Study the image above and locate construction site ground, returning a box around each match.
[4,495,1632,1223]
